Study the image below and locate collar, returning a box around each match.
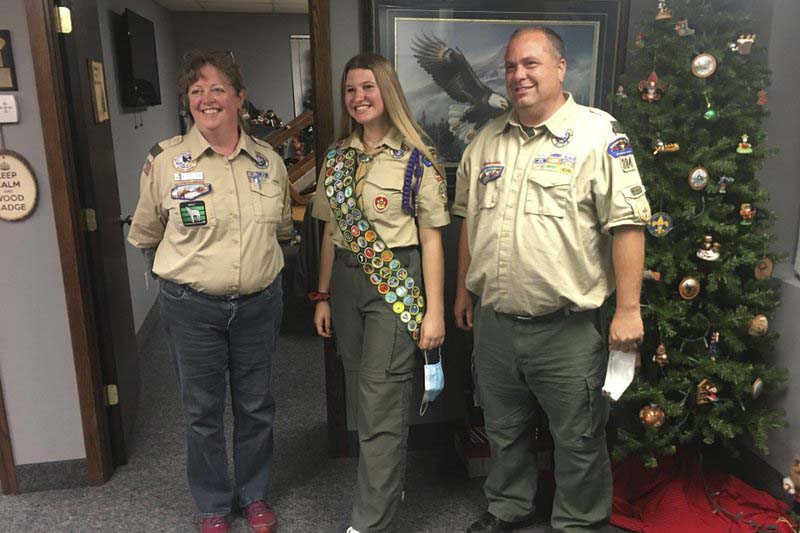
[501,93,577,139]
[186,126,257,161]
[346,126,404,152]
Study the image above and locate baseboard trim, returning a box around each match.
[15,459,87,493]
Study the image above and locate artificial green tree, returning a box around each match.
[611,0,787,466]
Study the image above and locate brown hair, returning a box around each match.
[510,26,567,60]
[177,50,246,116]
[339,53,445,178]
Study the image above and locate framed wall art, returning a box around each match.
[363,0,630,169]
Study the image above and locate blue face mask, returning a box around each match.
[419,347,445,416]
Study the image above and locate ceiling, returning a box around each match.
[155,0,308,13]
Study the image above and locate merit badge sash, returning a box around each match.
[324,146,425,341]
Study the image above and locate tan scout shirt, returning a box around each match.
[128,126,293,296]
[311,128,450,248]
[453,94,651,316]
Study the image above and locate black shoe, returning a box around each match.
[466,512,532,532]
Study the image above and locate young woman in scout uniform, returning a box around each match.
[127,51,293,533]
[311,53,450,533]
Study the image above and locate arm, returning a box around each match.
[454,219,473,330]
[418,227,445,350]
[313,223,335,337]
[609,225,645,351]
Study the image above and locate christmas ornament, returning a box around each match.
[688,165,710,190]
[616,85,627,98]
[756,89,768,106]
[754,257,774,280]
[717,175,734,193]
[647,212,674,237]
[652,140,680,155]
[746,314,769,336]
[703,94,719,121]
[678,276,701,300]
[709,331,720,360]
[696,378,719,404]
[782,459,800,515]
[652,344,668,366]
[639,72,669,102]
[691,53,717,78]
[737,134,753,154]
[696,235,720,261]
[655,0,672,20]
[751,377,764,399]
[674,19,695,37]
[728,34,756,55]
[635,32,645,49]
[739,203,756,225]
[643,269,662,281]
[640,404,665,428]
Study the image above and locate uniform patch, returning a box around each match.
[619,155,638,173]
[247,171,270,189]
[173,152,196,171]
[254,152,269,169]
[533,153,576,174]
[438,180,448,203]
[551,129,573,147]
[174,171,204,182]
[179,201,208,226]
[374,194,389,212]
[478,164,504,185]
[142,158,152,176]
[622,185,651,222]
[171,183,212,200]
[607,137,634,158]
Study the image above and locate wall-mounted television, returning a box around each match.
[114,9,161,108]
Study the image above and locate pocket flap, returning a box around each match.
[530,172,572,188]
[622,184,646,199]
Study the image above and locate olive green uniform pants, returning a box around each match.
[473,304,612,533]
[330,247,421,533]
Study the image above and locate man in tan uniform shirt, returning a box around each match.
[454,28,650,533]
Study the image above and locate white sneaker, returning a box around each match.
[346,528,362,533]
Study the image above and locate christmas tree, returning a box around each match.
[611,0,787,466]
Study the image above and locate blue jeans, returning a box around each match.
[158,276,282,516]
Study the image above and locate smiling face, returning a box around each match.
[188,64,245,138]
[344,68,389,131]
[505,30,567,125]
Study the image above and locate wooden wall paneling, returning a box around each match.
[0,371,18,495]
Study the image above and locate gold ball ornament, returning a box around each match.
[640,404,665,429]
[678,276,701,300]
[746,315,769,336]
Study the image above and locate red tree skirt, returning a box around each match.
[611,448,795,533]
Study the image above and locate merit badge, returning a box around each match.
[478,163,504,185]
[647,212,673,237]
[254,152,269,169]
[179,201,208,226]
[551,129,573,147]
[607,137,634,158]
[171,183,212,201]
[691,53,717,78]
[374,194,389,212]
[173,152,196,171]
[688,166,709,191]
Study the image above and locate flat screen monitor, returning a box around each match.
[114,9,161,108]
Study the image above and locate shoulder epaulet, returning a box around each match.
[149,135,183,159]
[252,137,273,149]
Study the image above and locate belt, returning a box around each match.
[161,277,275,302]
[509,307,594,323]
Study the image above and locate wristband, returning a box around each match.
[308,291,330,302]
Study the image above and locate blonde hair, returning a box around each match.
[339,53,446,178]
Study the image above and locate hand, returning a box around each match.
[419,312,445,351]
[314,301,333,338]
[453,288,473,331]
[608,308,644,352]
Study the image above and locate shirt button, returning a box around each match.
[233,264,239,270]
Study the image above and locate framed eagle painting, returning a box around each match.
[364,0,630,175]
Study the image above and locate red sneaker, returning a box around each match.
[244,500,277,533]
[200,515,230,533]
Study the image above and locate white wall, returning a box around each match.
[97,0,180,331]
[172,12,310,123]
[0,1,85,464]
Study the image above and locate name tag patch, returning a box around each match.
[174,171,205,182]
[478,163,504,185]
[171,183,212,200]
[533,153,576,174]
[607,137,634,158]
[179,201,208,226]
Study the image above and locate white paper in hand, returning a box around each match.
[602,350,637,401]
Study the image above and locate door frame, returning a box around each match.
[0,372,18,494]
[25,0,112,485]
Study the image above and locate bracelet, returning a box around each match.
[308,291,330,302]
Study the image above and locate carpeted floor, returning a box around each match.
[0,248,604,532]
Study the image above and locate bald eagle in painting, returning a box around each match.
[410,33,509,142]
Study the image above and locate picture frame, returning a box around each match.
[88,60,110,123]
[363,0,630,171]
[0,30,19,91]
